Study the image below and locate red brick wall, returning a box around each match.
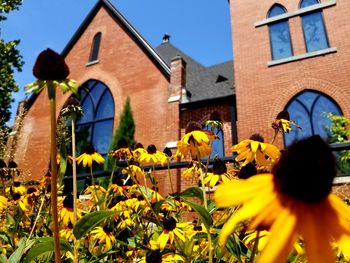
[230,0,350,147]
[14,6,172,184]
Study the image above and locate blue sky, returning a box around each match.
[2,0,233,124]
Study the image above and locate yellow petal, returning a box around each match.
[214,174,273,207]
[258,207,297,263]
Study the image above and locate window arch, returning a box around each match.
[284,90,342,146]
[75,80,114,158]
[300,0,329,52]
[267,4,293,60]
[89,32,102,62]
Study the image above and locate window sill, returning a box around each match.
[333,176,350,184]
[86,60,99,67]
[267,47,337,67]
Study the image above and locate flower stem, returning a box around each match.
[249,230,260,263]
[48,83,61,263]
[71,115,79,263]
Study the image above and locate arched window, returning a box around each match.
[300,0,329,52]
[284,90,342,146]
[75,80,114,158]
[268,4,293,60]
[89,32,102,62]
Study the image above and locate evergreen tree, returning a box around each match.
[105,97,136,170]
[0,0,24,127]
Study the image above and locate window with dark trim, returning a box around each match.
[89,32,102,63]
[75,80,114,159]
[284,90,342,146]
[268,4,293,60]
[300,0,329,52]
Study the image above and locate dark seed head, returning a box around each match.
[27,187,37,195]
[146,250,162,263]
[147,145,157,154]
[134,143,144,150]
[116,139,128,150]
[13,181,21,187]
[33,48,70,80]
[163,217,177,231]
[12,193,21,201]
[273,135,336,203]
[8,161,17,169]
[63,194,74,209]
[249,133,264,143]
[276,110,290,121]
[209,111,221,122]
[163,147,172,157]
[84,144,96,155]
[185,121,201,134]
[212,158,227,175]
[238,163,257,179]
[0,159,7,169]
[103,224,113,234]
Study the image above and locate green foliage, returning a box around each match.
[325,113,350,175]
[105,97,136,170]
[0,0,24,127]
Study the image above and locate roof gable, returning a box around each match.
[61,0,170,78]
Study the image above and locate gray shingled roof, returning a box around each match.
[155,42,234,104]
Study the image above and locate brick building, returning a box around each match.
[229,0,350,148]
[10,0,235,194]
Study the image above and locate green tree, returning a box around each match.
[0,0,24,127]
[105,97,136,170]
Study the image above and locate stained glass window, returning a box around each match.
[75,80,114,157]
[300,0,329,52]
[284,90,342,146]
[268,4,293,60]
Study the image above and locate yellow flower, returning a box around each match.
[90,225,116,253]
[232,135,280,169]
[0,195,7,210]
[60,223,75,241]
[76,145,104,168]
[157,217,186,250]
[9,181,26,195]
[110,139,133,160]
[204,158,234,187]
[137,144,168,165]
[272,110,302,133]
[58,194,83,225]
[215,135,350,263]
[182,161,201,180]
[83,185,106,203]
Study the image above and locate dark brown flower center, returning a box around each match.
[13,181,21,187]
[8,161,17,169]
[63,194,74,209]
[163,147,172,157]
[0,159,6,169]
[276,110,290,121]
[273,135,335,203]
[249,133,264,142]
[84,145,96,155]
[146,250,162,263]
[238,163,257,179]
[185,121,201,134]
[147,145,157,154]
[103,224,113,234]
[212,158,227,175]
[33,48,70,80]
[163,217,177,231]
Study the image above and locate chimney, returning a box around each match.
[168,55,186,102]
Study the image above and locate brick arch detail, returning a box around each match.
[268,78,350,121]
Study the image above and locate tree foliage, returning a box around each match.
[105,97,136,170]
[0,0,24,127]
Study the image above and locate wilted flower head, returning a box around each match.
[33,48,69,80]
[61,96,83,117]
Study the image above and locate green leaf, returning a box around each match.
[8,238,26,263]
[0,254,7,263]
[73,210,119,239]
[179,186,204,201]
[184,201,213,230]
[24,237,72,263]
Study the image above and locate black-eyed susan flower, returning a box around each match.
[157,217,186,250]
[90,225,116,253]
[139,248,185,263]
[60,222,75,241]
[232,134,280,169]
[0,195,7,211]
[176,122,217,159]
[110,139,133,160]
[215,135,350,263]
[58,194,82,225]
[9,181,26,195]
[204,158,233,187]
[83,185,106,203]
[272,110,302,134]
[76,145,104,168]
[12,193,28,212]
[137,144,168,165]
[25,48,78,95]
